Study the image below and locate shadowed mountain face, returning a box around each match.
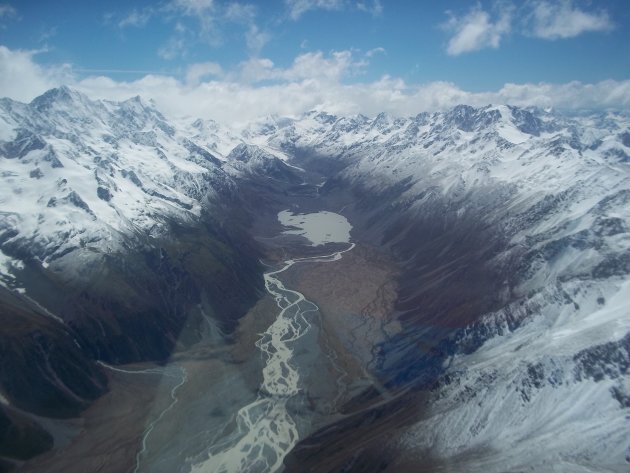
[0,200,268,468]
[258,108,630,472]
[1,89,629,472]
[0,88,298,469]
[278,164,518,473]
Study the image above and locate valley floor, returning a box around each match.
[17,235,401,473]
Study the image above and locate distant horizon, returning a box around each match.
[5,84,629,126]
[1,1,629,123]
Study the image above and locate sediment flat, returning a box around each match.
[18,241,401,473]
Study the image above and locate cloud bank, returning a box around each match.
[0,46,73,101]
[1,45,628,125]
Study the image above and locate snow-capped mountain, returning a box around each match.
[248,105,630,471]
[0,86,232,273]
[1,87,629,472]
[0,88,294,462]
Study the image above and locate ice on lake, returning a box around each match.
[278,210,352,246]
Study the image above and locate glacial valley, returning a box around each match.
[0,87,629,473]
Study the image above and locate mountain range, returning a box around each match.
[0,87,629,472]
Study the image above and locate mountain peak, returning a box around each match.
[29,86,91,112]
[119,94,154,113]
[306,110,337,124]
[443,104,502,132]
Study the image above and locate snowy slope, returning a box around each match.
[252,105,630,471]
[0,87,244,280]
[0,88,268,456]
[1,87,629,470]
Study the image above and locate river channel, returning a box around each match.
[188,210,354,473]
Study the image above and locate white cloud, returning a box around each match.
[38,26,58,44]
[76,75,630,125]
[185,61,223,85]
[171,0,215,16]
[128,0,219,59]
[158,36,189,60]
[356,0,383,17]
[224,2,256,23]
[0,3,16,18]
[285,0,345,20]
[1,45,629,126]
[442,1,614,55]
[282,50,367,81]
[222,3,270,54]
[0,2,17,28]
[444,3,512,56]
[118,8,153,28]
[245,25,271,54]
[365,47,385,57]
[0,46,73,102]
[113,0,379,60]
[285,0,384,20]
[527,0,614,39]
[234,50,368,84]
[153,1,268,57]
[236,57,275,83]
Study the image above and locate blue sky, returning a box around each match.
[1,1,629,122]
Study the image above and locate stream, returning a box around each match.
[189,211,354,473]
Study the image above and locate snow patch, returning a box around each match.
[0,248,24,288]
[0,392,9,406]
